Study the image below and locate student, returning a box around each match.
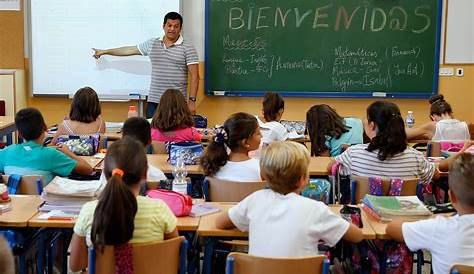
[69,137,178,272]
[386,153,474,274]
[151,89,202,143]
[306,104,363,156]
[256,92,288,145]
[52,87,106,145]
[99,117,167,183]
[406,94,470,141]
[201,112,262,182]
[0,236,14,274]
[215,141,363,257]
[0,108,93,184]
[329,101,440,184]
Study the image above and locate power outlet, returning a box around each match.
[439,67,454,76]
[455,68,464,77]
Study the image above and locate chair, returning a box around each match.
[1,175,44,195]
[204,177,266,202]
[450,264,474,274]
[468,123,474,140]
[350,175,419,204]
[88,236,187,274]
[226,252,330,274]
[151,141,167,154]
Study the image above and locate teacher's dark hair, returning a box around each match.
[164,12,183,26]
[366,101,407,161]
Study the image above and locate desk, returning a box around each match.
[0,116,16,145]
[328,204,376,240]
[148,154,204,175]
[79,156,103,171]
[0,195,43,227]
[309,157,331,176]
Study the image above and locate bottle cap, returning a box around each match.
[129,105,136,111]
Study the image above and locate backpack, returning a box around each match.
[56,134,100,156]
[300,178,331,204]
[168,142,203,165]
[146,189,192,217]
[193,114,208,129]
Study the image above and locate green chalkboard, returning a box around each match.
[205,0,442,98]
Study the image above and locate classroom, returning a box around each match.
[0,0,473,273]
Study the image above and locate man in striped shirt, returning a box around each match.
[93,12,199,118]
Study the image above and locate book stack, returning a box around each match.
[39,177,104,214]
[362,195,432,222]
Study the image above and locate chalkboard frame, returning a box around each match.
[204,0,443,99]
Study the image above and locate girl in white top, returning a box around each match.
[256,92,288,145]
[406,94,470,142]
[201,112,262,182]
[216,141,363,257]
[52,87,106,144]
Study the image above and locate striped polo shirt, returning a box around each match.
[138,36,199,103]
[334,144,436,185]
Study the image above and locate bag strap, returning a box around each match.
[7,174,22,195]
[388,179,404,196]
[368,177,383,196]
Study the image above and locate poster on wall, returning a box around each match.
[0,0,20,11]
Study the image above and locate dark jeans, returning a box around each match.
[146,102,158,119]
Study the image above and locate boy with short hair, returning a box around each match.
[387,153,474,274]
[216,141,363,257]
[0,108,93,184]
[100,117,166,183]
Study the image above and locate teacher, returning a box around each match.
[92,12,199,118]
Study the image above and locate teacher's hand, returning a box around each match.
[187,100,196,114]
[92,48,105,59]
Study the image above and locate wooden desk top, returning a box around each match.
[0,195,43,227]
[197,202,247,237]
[309,157,331,176]
[28,211,200,231]
[147,154,204,175]
[79,156,104,171]
[328,204,376,240]
[0,116,15,130]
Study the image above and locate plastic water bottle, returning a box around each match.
[127,105,138,118]
[406,111,415,128]
[172,153,188,194]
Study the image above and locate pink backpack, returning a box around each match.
[146,189,192,217]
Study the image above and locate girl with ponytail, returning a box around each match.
[256,92,288,145]
[406,94,470,141]
[69,137,178,272]
[330,101,440,185]
[201,112,262,182]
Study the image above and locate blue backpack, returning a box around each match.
[300,178,331,204]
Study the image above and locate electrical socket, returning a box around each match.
[439,67,454,76]
[455,68,464,77]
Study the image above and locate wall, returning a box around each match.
[0,0,473,126]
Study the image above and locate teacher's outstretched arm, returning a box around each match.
[92,46,141,59]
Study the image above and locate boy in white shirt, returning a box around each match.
[387,153,474,274]
[215,141,363,257]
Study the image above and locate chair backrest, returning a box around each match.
[89,236,187,274]
[0,100,5,116]
[450,264,474,274]
[1,175,44,195]
[206,177,266,202]
[226,252,330,274]
[151,141,167,154]
[351,175,419,204]
[468,123,474,140]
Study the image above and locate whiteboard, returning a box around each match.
[30,0,179,96]
[445,0,474,64]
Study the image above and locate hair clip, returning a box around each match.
[112,168,124,178]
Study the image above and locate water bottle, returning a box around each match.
[172,152,188,194]
[127,105,138,118]
[406,111,415,128]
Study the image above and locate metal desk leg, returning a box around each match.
[202,237,217,274]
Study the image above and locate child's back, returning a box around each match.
[229,188,348,257]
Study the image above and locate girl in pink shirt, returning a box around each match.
[150,89,202,142]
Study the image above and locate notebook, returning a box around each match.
[189,204,220,217]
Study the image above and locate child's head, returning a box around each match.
[15,108,47,141]
[69,87,101,123]
[262,92,284,122]
[365,101,407,161]
[201,112,261,176]
[429,94,453,121]
[449,153,474,211]
[122,117,151,146]
[91,137,147,247]
[151,89,194,131]
[306,104,349,156]
[260,141,310,194]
